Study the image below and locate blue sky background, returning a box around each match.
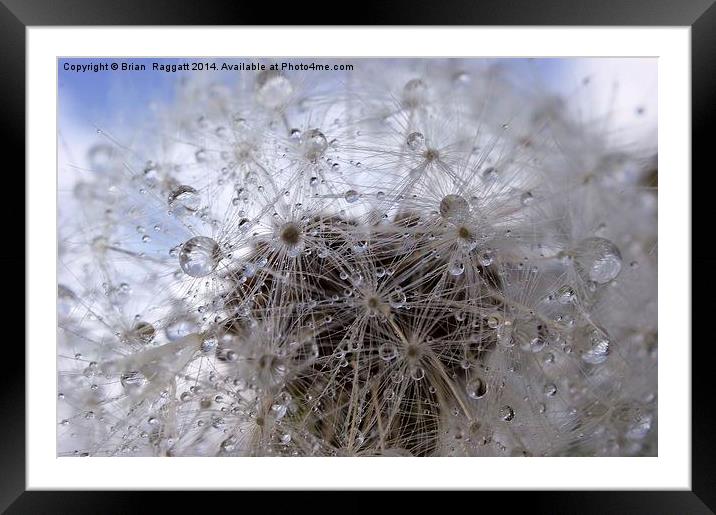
[58,57,565,130]
[58,57,656,177]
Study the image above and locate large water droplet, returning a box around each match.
[165,318,195,341]
[344,190,359,203]
[220,436,237,452]
[131,321,156,344]
[402,79,428,108]
[406,132,425,151]
[302,128,328,161]
[179,236,220,277]
[87,143,114,172]
[448,261,465,276]
[168,185,200,216]
[57,284,77,317]
[255,70,293,109]
[574,237,622,284]
[466,377,487,399]
[581,329,611,365]
[439,194,469,220]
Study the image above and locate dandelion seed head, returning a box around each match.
[58,58,657,457]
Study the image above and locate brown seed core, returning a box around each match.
[424,149,439,161]
[280,223,301,246]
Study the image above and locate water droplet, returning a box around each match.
[482,167,498,182]
[499,405,515,422]
[303,128,328,160]
[526,336,546,353]
[201,335,218,353]
[179,236,220,277]
[289,128,302,139]
[255,70,293,109]
[344,190,359,203]
[448,261,465,276]
[487,313,503,329]
[389,289,407,309]
[406,132,425,151]
[453,71,471,84]
[72,181,96,201]
[120,370,147,392]
[410,366,425,381]
[82,362,99,378]
[165,318,195,341]
[574,237,622,284]
[379,342,398,361]
[611,401,652,440]
[478,249,495,266]
[402,79,428,108]
[544,383,557,397]
[220,436,237,452]
[520,191,534,206]
[131,321,155,344]
[87,143,114,172]
[168,185,200,216]
[439,194,469,220]
[57,284,77,317]
[556,285,576,304]
[466,378,487,399]
[581,329,611,365]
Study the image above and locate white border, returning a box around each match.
[28,27,690,489]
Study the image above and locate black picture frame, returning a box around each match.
[5,0,712,511]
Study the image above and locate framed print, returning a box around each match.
[6,0,713,511]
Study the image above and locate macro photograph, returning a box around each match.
[56,57,658,458]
